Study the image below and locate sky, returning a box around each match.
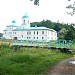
[0,0,75,32]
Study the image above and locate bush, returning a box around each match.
[0,47,73,75]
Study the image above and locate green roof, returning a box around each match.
[12,20,16,23]
[7,25,18,27]
[22,13,29,19]
[13,27,56,32]
[22,16,29,19]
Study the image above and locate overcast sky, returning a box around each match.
[0,0,75,32]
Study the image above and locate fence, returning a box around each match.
[11,40,75,49]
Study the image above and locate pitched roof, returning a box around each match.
[13,27,56,32]
[7,25,18,27]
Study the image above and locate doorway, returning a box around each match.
[14,37,17,40]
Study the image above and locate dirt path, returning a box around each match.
[47,57,75,75]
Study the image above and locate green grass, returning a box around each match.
[0,44,73,75]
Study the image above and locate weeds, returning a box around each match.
[0,44,73,75]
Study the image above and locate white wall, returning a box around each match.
[4,28,57,41]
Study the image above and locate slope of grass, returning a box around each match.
[0,44,73,75]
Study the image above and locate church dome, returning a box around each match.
[12,20,16,23]
[22,13,29,19]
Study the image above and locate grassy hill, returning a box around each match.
[0,44,73,75]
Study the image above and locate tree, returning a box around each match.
[0,33,3,37]
[31,20,55,29]
[66,0,75,16]
[53,22,62,32]
[64,25,75,42]
[30,0,39,6]
[58,28,67,39]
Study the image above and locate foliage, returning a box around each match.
[58,28,68,39]
[0,33,3,37]
[30,0,39,6]
[64,25,75,42]
[66,0,75,16]
[0,44,72,75]
[31,20,71,32]
[31,21,54,31]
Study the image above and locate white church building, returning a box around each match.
[3,14,57,42]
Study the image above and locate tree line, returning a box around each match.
[30,20,75,42]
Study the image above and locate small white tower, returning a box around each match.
[21,13,30,28]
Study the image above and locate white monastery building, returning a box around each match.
[3,14,57,42]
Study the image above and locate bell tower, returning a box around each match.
[21,13,30,28]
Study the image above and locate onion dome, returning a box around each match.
[12,20,16,23]
[22,13,29,19]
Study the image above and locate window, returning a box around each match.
[5,32,6,34]
[21,35,23,38]
[34,31,35,35]
[14,32,16,34]
[9,28,11,30]
[27,32,28,35]
[37,31,38,35]
[33,37,35,39]
[27,37,28,39]
[9,32,12,34]
[42,31,44,35]
[54,33,56,36]
[24,20,25,23]
[29,37,30,39]
[13,32,16,34]
[37,37,38,39]
[42,37,44,39]
[27,31,31,35]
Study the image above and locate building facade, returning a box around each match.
[3,14,57,42]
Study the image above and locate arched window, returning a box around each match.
[24,20,25,23]
[27,20,29,24]
[37,31,38,35]
[42,31,44,35]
